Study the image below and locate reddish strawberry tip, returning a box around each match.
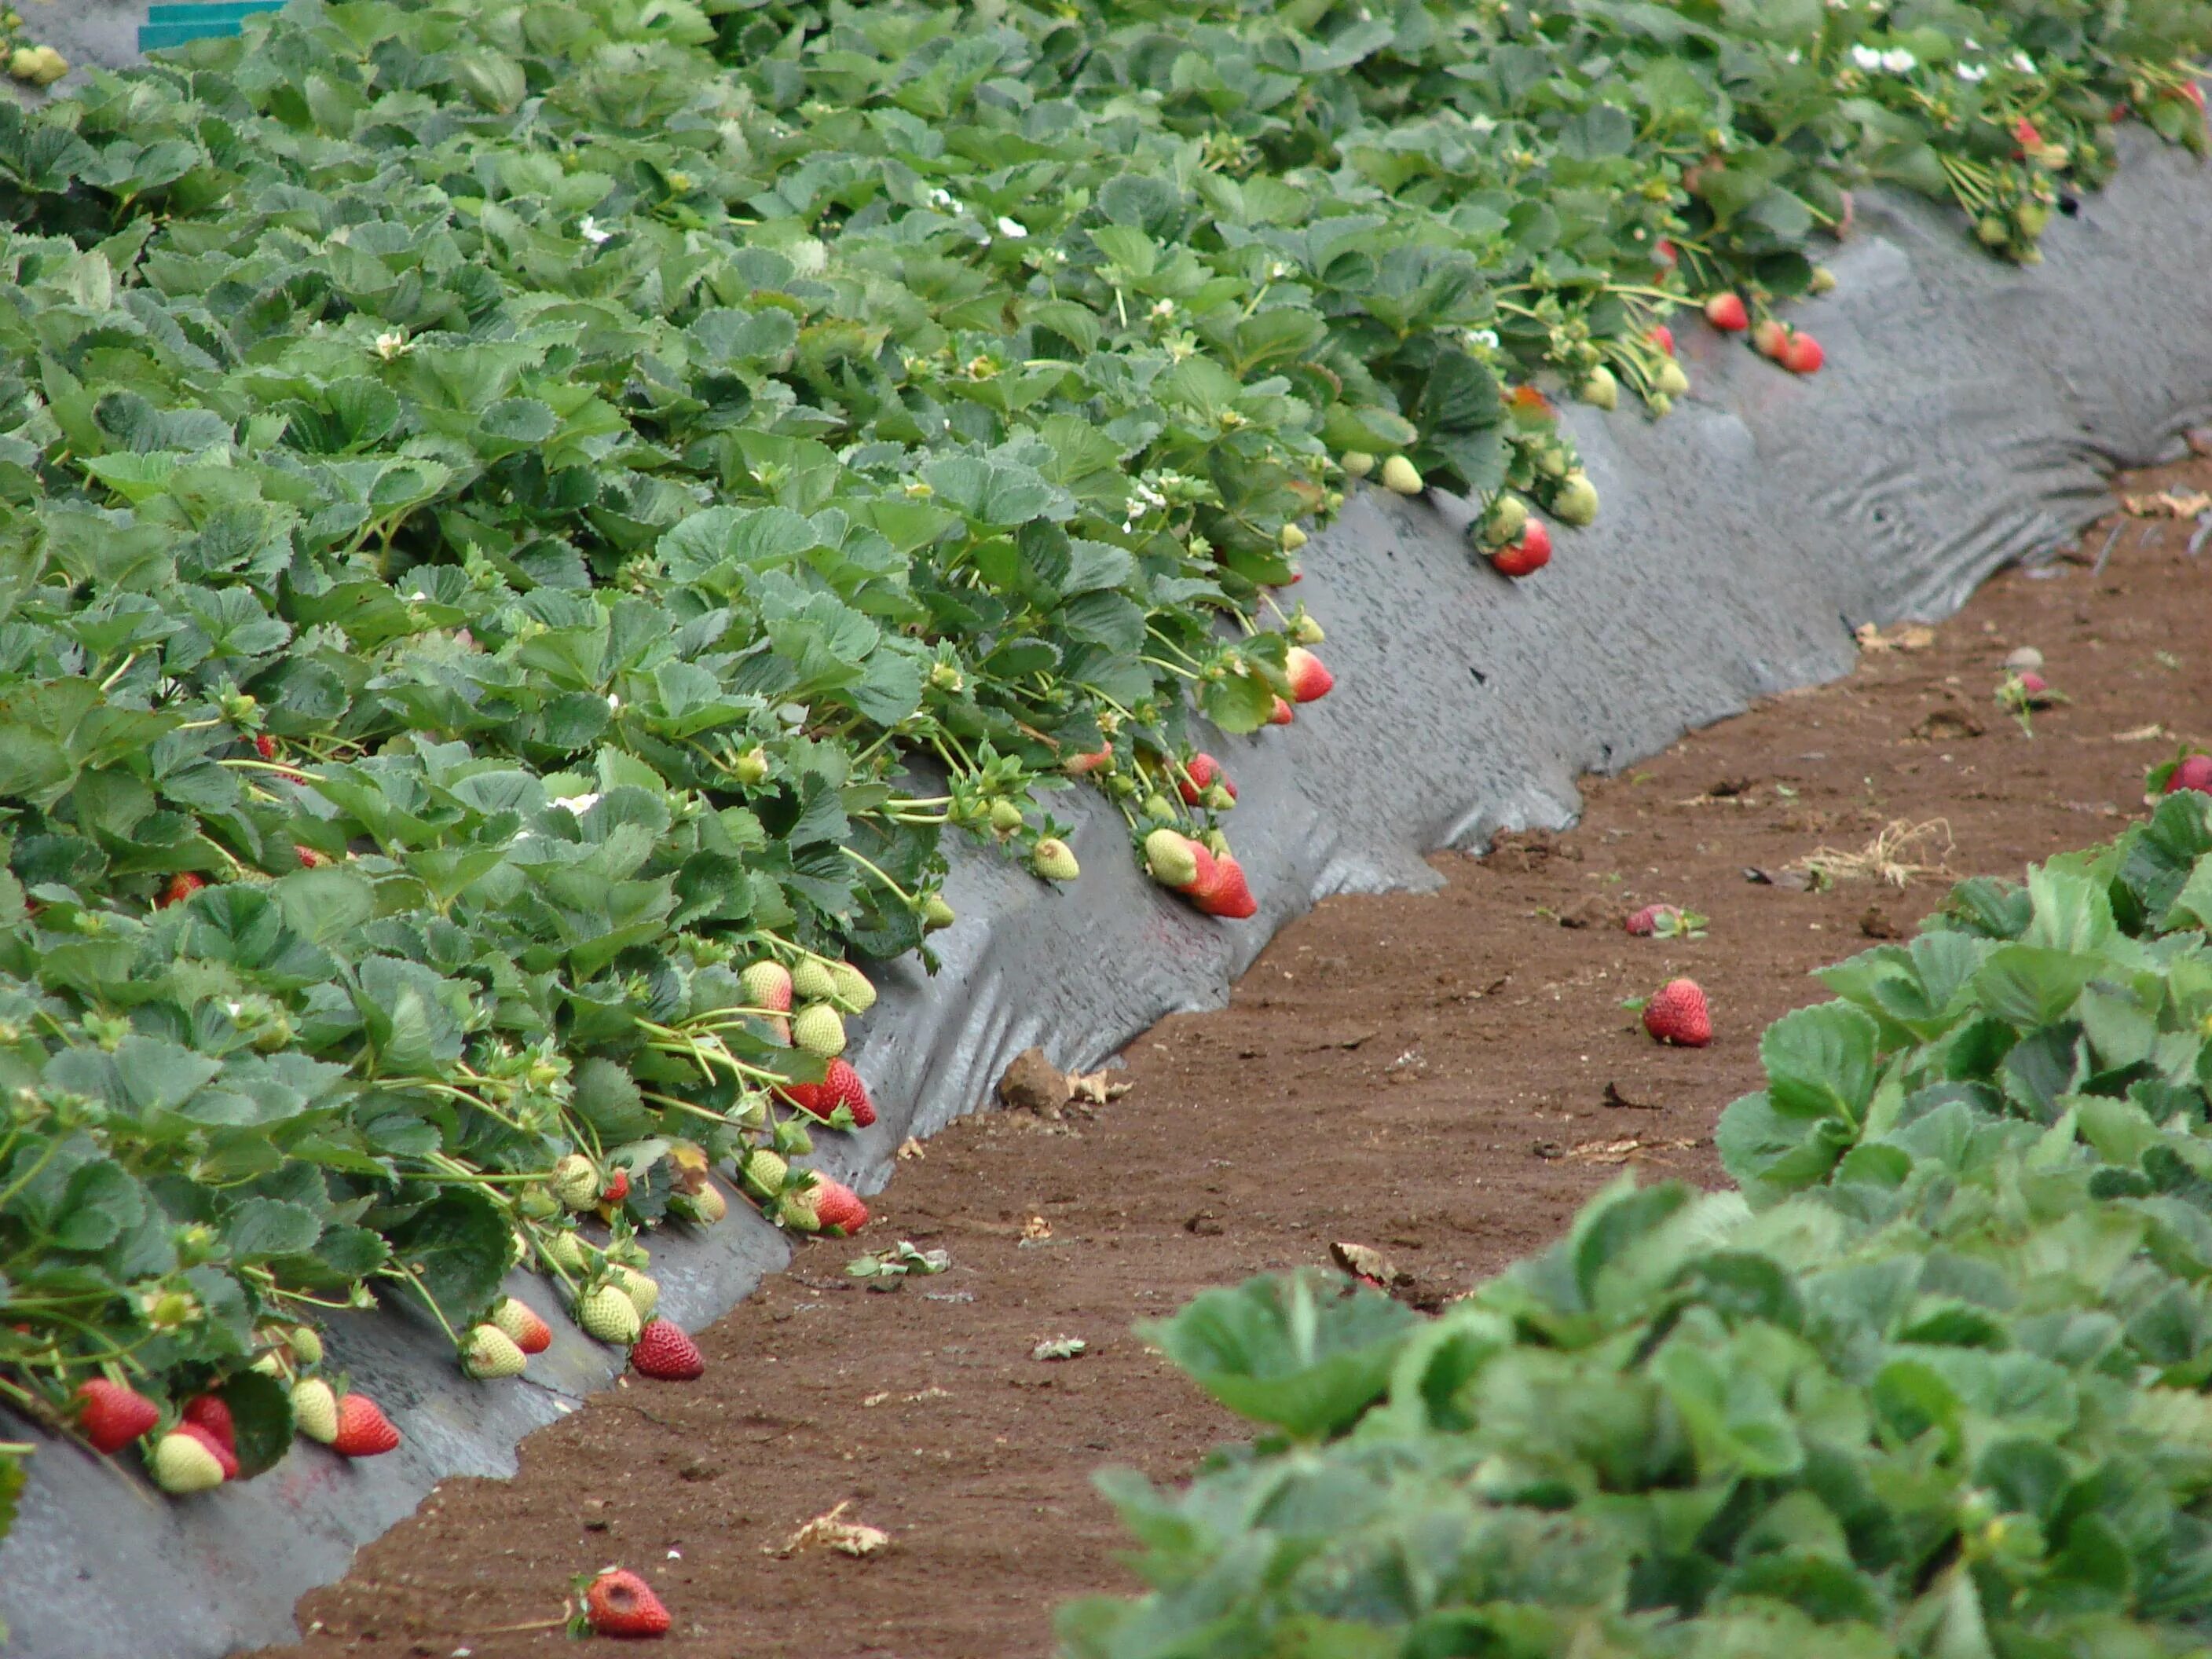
[178,1419,238,1480]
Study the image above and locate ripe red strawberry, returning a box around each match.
[254,733,277,760]
[784,1057,877,1128]
[1781,331,1824,375]
[1181,839,1220,896]
[1703,293,1749,332]
[182,1394,235,1454]
[602,1169,631,1206]
[1284,647,1334,703]
[1507,384,1554,416]
[75,1379,159,1453]
[1654,238,1678,270]
[1624,903,1679,937]
[2184,82,2207,112]
[1267,696,1295,727]
[295,844,330,868]
[1489,518,1551,578]
[630,1319,705,1382]
[1643,979,1712,1047]
[2164,755,2212,796]
[178,1419,238,1480]
[1190,851,1258,920]
[1178,753,1234,806]
[330,1392,401,1457]
[811,1177,870,1235]
[1646,324,1676,357]
[159,872,206,907]
[584,1569,671,1639]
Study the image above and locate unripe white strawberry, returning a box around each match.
[829,961,876,1013]
[461,1324,528,1379]
[921,894,956,932]
[1339,450,1375,479]
[151,1430,226,1494]
[292,1378,340,1444]
[743,1148,789,1194]
[1144,830,1199,889]
[611,1264,661,1320]
[778,1187,822,1232]
[672,1180,727,1224]
[1580,364,1619,410]
[1280,522,1308,552]
[1654,359,1690,397]
[792,1002,846,1057]
[1551,472,1599,527]
[1032,837,1079,881]
[287,1325,324,1367]
[539,1228,586,1273]
[1379,456,1423,496]
[791,959,837,1002]
[577,1283,643,1345]
[551,1152,599,1210]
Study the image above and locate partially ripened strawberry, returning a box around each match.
[181,1394,235,1455]
[1750,317,1788,359]
[159,872,206,907]
[584,1569,671,1639]
[1703,292,1749,332]
[811,1178,870,1235]
[150,1428,228,1494]
[1190,851,1258,920]
[739,960,793,1013]
[1284,646,1334,703]
[1646,324,1676,357]
[1782,331,1824,375]
[1178,753,1234,806]
[602,1168,631,1206]
[75,1379,160,1453]
[1143,828,1201,889]
[1063,744,1113,776]
[491,1296,554,1355]
[1643,979,1713,1047]
[330,1392,401,1457]
[630,1319,705,1382]
[1267,696,1295,727]
[1490,518,1551,578]
[2165,754,2212,796]
[785,1057,877,1128]
[178,1419,238,1480]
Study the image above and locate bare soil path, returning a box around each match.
[266,454,2212,1659]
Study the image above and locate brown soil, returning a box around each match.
[265,454,2212,1659]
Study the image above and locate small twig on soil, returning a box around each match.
[2092,520,2125,577]
[1602,1082,1662,1111]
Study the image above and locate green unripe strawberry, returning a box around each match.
[1032,837,1079,881]
[31,45,64,82]
[792,1002,846,1057]
[743,1148,789,1194]
[288,1326,324,1367]
[551,1152,599,1210]
[987,799,1026,836]
[1647,392,1674,418]
[1977,213,2010,246]
[1340,450,1375,479]
[921,894,956,932]
[518,1182,561,1219]
[829,962,876,1013]
[292,1378,340,1444]
[2014,200,2051,238]
[1535,443,1570,480]
[577,1283,643,1345]
[461,1324,528,1379]
[1551,472,1599,527]
[791,959,837,1002]
[7,46,38,81]
[1654,359,1690,398]
[771,1116,815,1158]
[612,1264,661,1320]
[1379,456,1423,496]
[1291,613,1324,646]
[730,745,769,785]
[151,1429,227,1494]
[1483,493,1529,546]
[1808,265,1837,295]
[1580,365,1619,410]
[1141,792,1176,819]
[1144,829,1199,888]
[1280,522,1308,552]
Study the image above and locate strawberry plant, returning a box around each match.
[0,0,2205,1537]
[1068,789,2212,1657]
